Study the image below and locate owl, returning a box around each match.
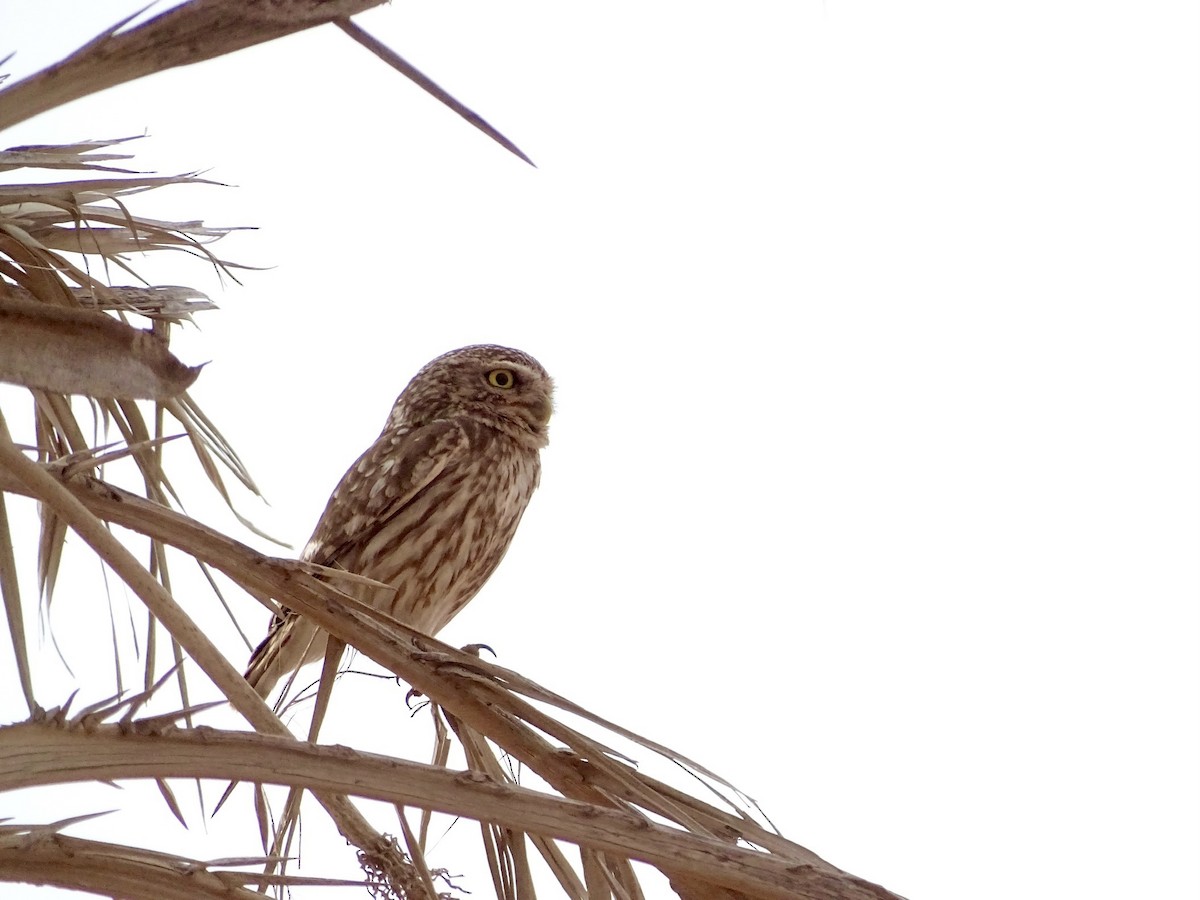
[244,344,552,698]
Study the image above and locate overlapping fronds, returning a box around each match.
[0,132,258,717]
[0,5,900,900]
[0,454,901,900]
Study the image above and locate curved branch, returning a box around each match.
[0,462,902,900]
[0,830,267,900]
[0,721,900,900]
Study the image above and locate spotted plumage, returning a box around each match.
[244,345,552,698]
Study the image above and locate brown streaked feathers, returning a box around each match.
[244,344,552,698]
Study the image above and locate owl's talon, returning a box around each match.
[460,643,496,658]
[405,686,427,708]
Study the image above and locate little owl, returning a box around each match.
[244,344,553,697]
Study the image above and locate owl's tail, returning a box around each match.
[243,612,325,699]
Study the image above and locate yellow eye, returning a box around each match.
[487,368,516,389]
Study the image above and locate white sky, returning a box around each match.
[1,2,1198,899]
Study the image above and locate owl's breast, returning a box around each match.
[358,428,541,635]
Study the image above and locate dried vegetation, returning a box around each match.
[0,4,901,899]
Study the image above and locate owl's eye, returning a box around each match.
[487,368,516,389]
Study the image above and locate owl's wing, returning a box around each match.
[244,419,470,695]
[301,418,470,568]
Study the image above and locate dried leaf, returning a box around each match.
[0,1,387,132]
[0,296,201,399]
[35,503,66,603]
[0,494,33,714]
[335,18,534,166]
[156,777,188,828]
[0,135,144,173]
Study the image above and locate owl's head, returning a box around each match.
[392,345,553,445]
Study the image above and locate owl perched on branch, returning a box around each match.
[245,344,553,698]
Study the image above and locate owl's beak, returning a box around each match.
[531,394,553,430]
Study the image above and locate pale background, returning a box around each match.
[0,2,1197,899]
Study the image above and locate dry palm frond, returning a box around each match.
[0,820,365,900]
[4,281,216,323]
[0,7,897,899]
[0,1,532,164]
[0,714,895,900]
[0,453,903,900]
[0,134,263,722]
[0,295,201,399]
[0,1,387,133]
[335,18,535,166]
[0,136,148,173]
[0,492,32,714]
[0,138,254,749]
